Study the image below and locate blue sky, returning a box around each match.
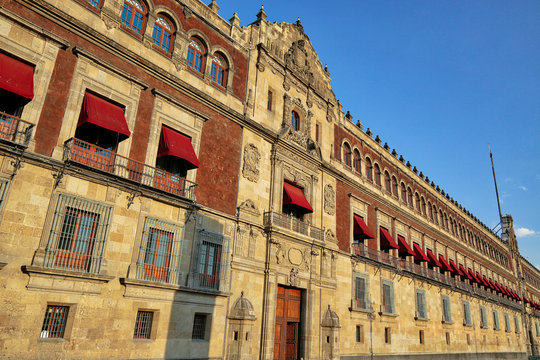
[215,1,540,268]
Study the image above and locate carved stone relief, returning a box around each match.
[324,184,336,215]
[284,40,314,83]
[238,199,259,215]
[242,144,260,182]
[325,229,335,243]
[289,267,300,287]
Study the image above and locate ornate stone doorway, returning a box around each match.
[274,285,302,360]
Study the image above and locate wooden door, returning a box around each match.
[274,285,301,360]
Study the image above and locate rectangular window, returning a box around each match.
[133,311,153,339]
[40,305,69,339]
[43,195,112,274]
[192,313,207,340]
[419,329,424,345]
[384,327,391,344]
[535,321,539,336]
[382,281,395,314]
[0,179,8,210]
[315,123,320,142]
[466,333,471,345]
[505,313,511,332]
[446,332,450,345]
[463,301,472,326]
[416,289,427,319]
[493,310,500,330]
[480,306,488,329]
[356,325,364,343]
[514,315,520,333]
[136,217,183,285]
[267,90,273,111]
[195,230,229,292]
[355,274,369,310]
[442,296,451,323]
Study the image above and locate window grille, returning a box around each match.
[416,290,427,319]
[493,310,500,330]
[442,296,451,322]
[463,301,472,325]
[382,281,395,314]
[135,217,183,285]
[40,305,69,339]
[87,0,101,7]
[193,230,229,291]
[505,313,511,332]
[355,275,369,310]
[514,315,520,333]
[133,311,153,339]
[480,306,487,328]
[43,194,112,274]
[192,313,206,339]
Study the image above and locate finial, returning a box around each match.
[208,0,219,13]
[241,290,244,297]
[256,4,267,22]
[297,17,301,25]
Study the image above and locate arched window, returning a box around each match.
[384,171,391,193]
[211,53,228,87]
[187,37,206,72]
[121,0,146,34]
[439,210,444,227]
[374,164,381,186]
[391,176,398,196]
[353,150,361,173]
[365,158,373,181]
[152,16,174,53]
[415,193,421,212]
[420,197,426,215]
[428,202,433,220]
[291,110,300,131]
[407,187,413,207]
[400,183,407,203]
[342,142,351,167]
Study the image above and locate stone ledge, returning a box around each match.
[120,277,230,301]
[21,265,113,295]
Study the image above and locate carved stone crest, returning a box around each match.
[289,267,300,287]
[284,40,314,83]
[325,229,336,243]
[324,184,336,215]
[238,199,259,215]
[242,144,260,182]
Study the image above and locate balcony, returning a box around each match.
[64,138,198,202]
[352,243,399,267]
[263,211,325,241]
[0,111,34,147]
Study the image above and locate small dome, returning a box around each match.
[229,291,256,320]
[321,305,340,328]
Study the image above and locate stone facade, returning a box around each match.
[0,1,539,359]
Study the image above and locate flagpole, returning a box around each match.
[489,145,503,224]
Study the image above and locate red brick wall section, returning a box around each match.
[33,48,77,156]
[128,88,154,162]
[335,179,350,252]
[195,114,242,215]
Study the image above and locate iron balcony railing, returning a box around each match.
[352,242,520,305]
[64,138,198,202]
[263,211,325,241]
[0,111,34,147]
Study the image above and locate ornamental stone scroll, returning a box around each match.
[242,143,260,182]
[324,184,336,215]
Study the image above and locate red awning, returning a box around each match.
[488,279,496,290]
[413,243,430,262]
[353,215,375,239]
[449,260,463,277]
[524,297,530,304]
[157,126,200,169]
[460,265,472,281]
[397,235,415,256]
[502,285,510,296]
[472,271,483,285]
[379,227,399,250]
[0,52,34,100]
[477,273,488,287]
[482,275,493,289]
[438,254,452,272]
[426,249,441,267]
[493,281,502,293]
[78,92,131,140]
[283,182,313,213]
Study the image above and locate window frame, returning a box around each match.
[152,15,175,54]
[463,301,472,326]
[442,295,452,323]
[381,280,395,314]
[353,149,361,173]
[480,305,488,329]
[514,315,520,333]
[291,110,300,131]
[415,289,427,320]
[187,37,206,73]
[505,313,511,332]
[342,142,352,167]
[192,313,208,340]
[493,309,500,330]
[43,194,113,275]
[354,273,370,311]
[210,53,228,88]
[133,310,154,340]
[194,230,229,292]
[121,0,147,36]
